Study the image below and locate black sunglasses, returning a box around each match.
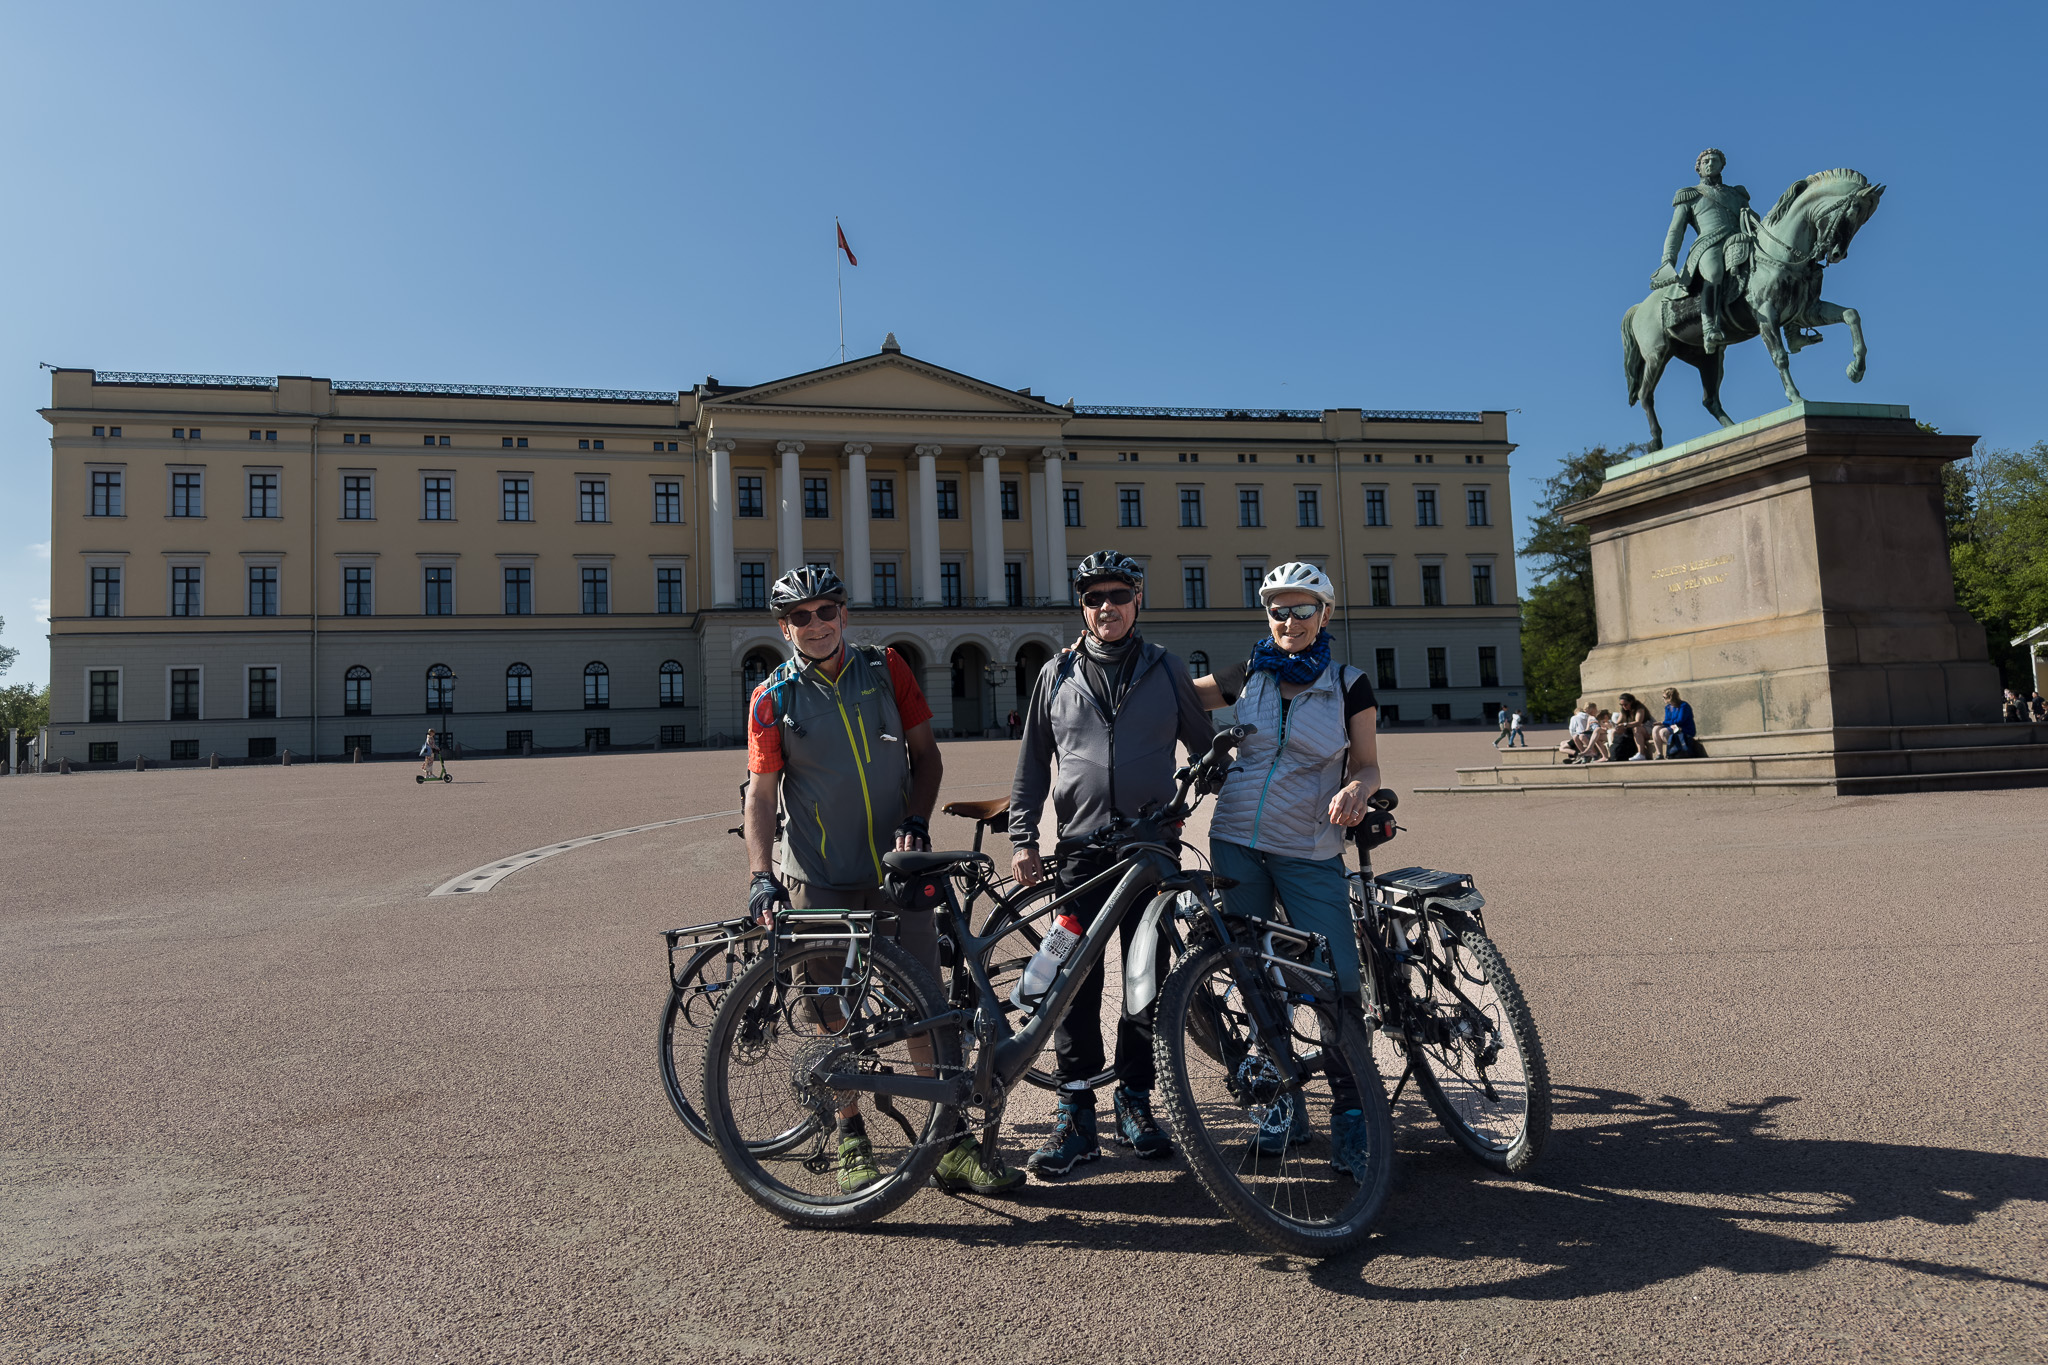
[783,603,842,627]
[1081,588,1137,608]
[1267,603,1322,621]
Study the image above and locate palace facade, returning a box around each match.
[39,340,1521,763]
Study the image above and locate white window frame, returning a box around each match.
[243,663,282,721]
[165,554,206,617]
[1468,554,1499,606]
[339,556,377,617]
[164,663,204,721]
[498,554,537,616]
[1115,484,1144,529]
[652,557,687,614]
[85,556,126,618]
[1295,484,1322,528]
[86,464,127,518]
[84,665,124,723]
[1236,484,1263,528]
[242,554,284,617]
[418,556,458,616]
[167,465,205,519]
[578,476,611,524]
[652,477,684,525]
[1366,556,1397,608]
[870,555,904,607]
[1362,483,1390,527]
[500,474,533,523]
[1414,484,1441,528]
[246,467,283,520]
[339,469,376,521]
[1464,484,1493,527]
[419,470,456,522]
[577,554,614,615]
[1177,483,1205,528]
[1179,557,1211,610]
[1239,558,1267,609]
[1418,555,1447,609]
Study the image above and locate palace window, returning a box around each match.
[169,564,202,616]
[583,661,610,709]
[426,664,455,713]
[423,566,454,615]
[502,478,531,522]
[344,665,372,716]
[1180,488,1204,527]
[1239,488,1262,527]
[804,476,829,518]
[1005,562,1023,608]
[1364,488,1387,526]
[343,566,373,616]
[1183,566,1207,610]
[738,561,766,608]
[1472,562,1494,606]
[1376,648,1398,691]
[940,563,962,607]
[171,668,200,721]
[1416,488,1439,526]
[503,567,532,615]
[248,472,280,519]
[1370,564,1392,607]
[1467,488,1490,526]
[660,660,686,708]
[1242,564,1263,608]
[870,478,896,519]
[581,565,609,615]
[89,670,119,723]
[247,566,278,616]
[506,663,532,711]
[579,480,608,523]
[737,476,764,518]
[248,666,278,719]
[344,475,373,520]
[90,566,122,617]
[1479,646,1500,689]
[422,476,452,520]
[655,481,682,524]
[171,470,203,517]
[1063,487,1082,527]
[936,480,959,519]
[1297,488,1320,528]
[1421,564,1444,608]
[1118,488,1143,528]
[1188,651,1209,675]
[873,562,899,607]
[1427,647,1449,689]
[1001,480,1020,520]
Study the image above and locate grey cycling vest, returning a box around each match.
[763,645,910,889]
[1209,663,1357,862]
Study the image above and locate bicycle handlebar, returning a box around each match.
[1071,725,1258,853]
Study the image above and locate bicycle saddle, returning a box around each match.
[882,849,987,876]
[941,796,1010,823]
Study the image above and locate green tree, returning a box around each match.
[1945,442,2048,689]
[0,614,18,677]
[0,682,49,736]
[1517,444,1643,721]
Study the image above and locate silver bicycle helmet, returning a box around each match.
[1073,549,1145,592]
[769,565,849,617]
[1259,561,1336,608]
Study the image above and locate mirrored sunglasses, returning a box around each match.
[1081,588,1137,609]
[1267,603,1322,621]
[784,603,842,627]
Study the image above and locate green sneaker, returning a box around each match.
[934,1135,1026,1195]
[837,1134,882,1193]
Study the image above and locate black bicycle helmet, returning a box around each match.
[769,565,849,617]
[1072,549,1145,592]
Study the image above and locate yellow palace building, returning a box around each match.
[38,338,1520,764]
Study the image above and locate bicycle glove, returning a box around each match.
[748,872,790,923]
[895,816,930,851]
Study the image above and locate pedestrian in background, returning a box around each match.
[1494,707,1513,747]
[1505,709,1528,747]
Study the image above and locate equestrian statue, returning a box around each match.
[1623,149,1887,450]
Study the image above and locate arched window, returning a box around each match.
[344,665,372,716]
[425,663,454,713]
[583,661,610,709]
[659,659,685,708]
[742,653,774,693]
[506,662,532,712]
[1188,651,1210,677]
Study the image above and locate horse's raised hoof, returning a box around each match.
[1848,364,1865,383]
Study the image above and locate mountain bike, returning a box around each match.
[1348,790,1550,1174]
[697,726,1394,1258]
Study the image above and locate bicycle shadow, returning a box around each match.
[1300,1086,2048,1299]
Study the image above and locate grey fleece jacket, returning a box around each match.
[1008,637,1214,850]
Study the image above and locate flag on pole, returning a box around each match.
[836,222,858,267]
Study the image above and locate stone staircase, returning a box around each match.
[1420,722,2048,795]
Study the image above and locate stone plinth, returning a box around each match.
[1561,402,1999,734]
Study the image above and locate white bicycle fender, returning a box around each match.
[1122,890,1181,1019]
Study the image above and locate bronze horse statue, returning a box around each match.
[1623,169,1886,450]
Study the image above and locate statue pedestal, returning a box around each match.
[1563,401,1999,734]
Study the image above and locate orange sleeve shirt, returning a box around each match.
[747,647,932,774]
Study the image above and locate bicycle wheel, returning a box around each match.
[1405,929,1550,1175]
[1153,944,1393,1258]
[702,935,961,1227]
[658,942,754,1144]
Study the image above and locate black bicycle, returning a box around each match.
[697,726,1395,1258]
[1348,790,1550,1174]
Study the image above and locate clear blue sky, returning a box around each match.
[5,1,2044,687]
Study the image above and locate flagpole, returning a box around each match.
[835,218,846,362]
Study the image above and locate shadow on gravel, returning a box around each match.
[1303,1086,2048,1299]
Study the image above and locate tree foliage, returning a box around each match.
[0,683,49,738]
[1946,442,2048,689]
[0,615,17,678]
[1518,444,1642,721]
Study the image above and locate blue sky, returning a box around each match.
[4,1,2044,686]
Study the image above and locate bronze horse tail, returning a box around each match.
[1622,304,1646,408]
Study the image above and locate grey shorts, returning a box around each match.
[788,879,941,980]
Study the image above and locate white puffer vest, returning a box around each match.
[1209,663,1357,862]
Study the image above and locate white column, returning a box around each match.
[843,442,872,605]
[915,444,942,606]
[776,440,804,576]
[709,438,736,606]
[1028,467,1050,602]
[978,446,1005,608]
[968,468,988,602]
[1042,447,1068,605]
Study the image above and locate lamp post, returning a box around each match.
[430,664,457,759]
[983,661,1010,735]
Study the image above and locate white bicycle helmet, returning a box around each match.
[1259,561,1336,608]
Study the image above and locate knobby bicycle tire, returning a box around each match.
[1405,930,1550,1175]
[658,943,745,1145]
[1153,944,1394,1258]
[703,936,960,1227]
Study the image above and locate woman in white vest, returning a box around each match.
[1191,561,1384,1175]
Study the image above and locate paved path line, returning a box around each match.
[429,809,741,897]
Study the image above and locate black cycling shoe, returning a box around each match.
[1027,1099,1102,1177]
[1112,1085,1172,1159]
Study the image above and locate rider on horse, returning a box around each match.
[1650,148,1752,354]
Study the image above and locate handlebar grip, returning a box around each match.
[1368,788,1398,812]
[1205,724,1255,763]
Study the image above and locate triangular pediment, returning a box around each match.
[707,352,1066,417]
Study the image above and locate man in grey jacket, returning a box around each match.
[1010,550,1213,1176]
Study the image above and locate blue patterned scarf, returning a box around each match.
[1250,628,1333,685]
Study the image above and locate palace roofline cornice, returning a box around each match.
[702,350,1070,418]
